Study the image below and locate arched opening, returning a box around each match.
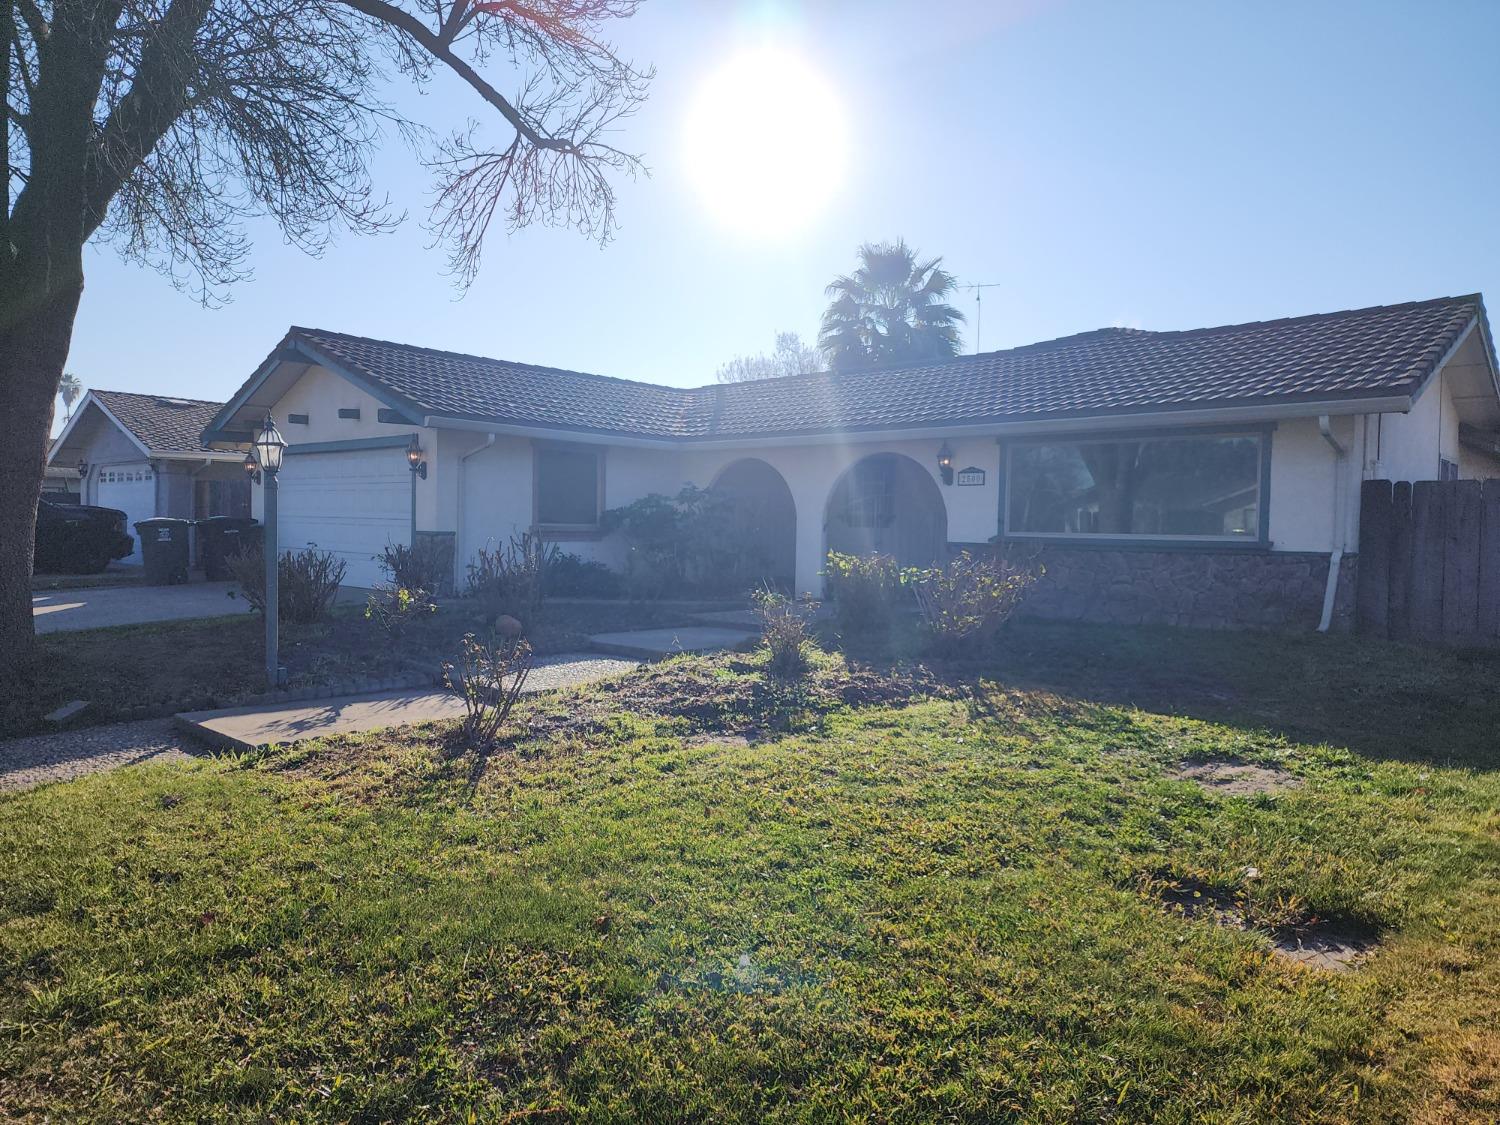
[709,457,797,591]
[825,453,948,567]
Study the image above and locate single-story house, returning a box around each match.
[202,293,1500,629]
[49,390,251,564]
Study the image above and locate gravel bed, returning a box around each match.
[524,653,640,692]
[0,718,198,794]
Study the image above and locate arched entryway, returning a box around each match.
[825,453,948,567]
[710,457,797,591]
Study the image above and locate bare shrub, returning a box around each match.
[443,632,535,749]
[466,531,557,626]
[906,551,1040,656]
[364,585,438,645]
[378,539,453,595]
[227,545,345,624]
[752,587,818,680]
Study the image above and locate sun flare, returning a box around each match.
[683,48,848,237]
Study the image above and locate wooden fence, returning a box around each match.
[1356,479,1500,646]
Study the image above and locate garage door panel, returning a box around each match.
[96,463,156,563]
[276,449,410,588]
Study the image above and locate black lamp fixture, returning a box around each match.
[407,434,428,480]
[937,441,955,485]
[243,451,260,484]
[76,457,88,480]
[251,416,286,476]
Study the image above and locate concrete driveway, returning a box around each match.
[32,582,242,634]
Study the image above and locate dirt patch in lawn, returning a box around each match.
[1173,759,1302,796]
[1154,875,1376,971]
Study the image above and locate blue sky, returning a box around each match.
[61,0,1500,418]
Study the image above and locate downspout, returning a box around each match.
[457,434,496,589]
[1317,415,1347,632]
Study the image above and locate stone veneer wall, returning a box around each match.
[972,544,1359,632]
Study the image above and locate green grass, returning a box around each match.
[2,627,1499,1121]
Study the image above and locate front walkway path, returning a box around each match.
[1,653,637,793]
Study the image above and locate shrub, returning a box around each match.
[364,584,437,644]
[377,538,453,594]
[751,587,818,680]
[227,544,345,624]
[443,631,535,749]
[603,485,775,598]
[823,551,904,638]
[545,552,622,598]
[905,550,1040,656]
[467,531,556,626]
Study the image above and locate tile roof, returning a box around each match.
[93,389,225,453]
[281,294,1486,442]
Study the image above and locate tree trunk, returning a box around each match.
[0,284,83,686]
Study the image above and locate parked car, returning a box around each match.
[33,498,134,574]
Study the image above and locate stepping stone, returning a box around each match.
[44,700,91,724]
[588,626,759,660]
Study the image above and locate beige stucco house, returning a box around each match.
[203,294,1500,629]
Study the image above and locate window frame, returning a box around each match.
[532,441,606,536]
[998,424,1273,549]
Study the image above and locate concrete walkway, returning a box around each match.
[33,581,241,633]
[589,625,759,660]
[1,654,638,791]
[175,653,637,752]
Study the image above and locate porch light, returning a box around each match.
[76,457,88,479]
[407,434,428,480]
[937,441,955,485]
[242,452,260,484]
[251,416,286,476]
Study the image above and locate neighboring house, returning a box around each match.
[49,390,250,564]
[203,294,1500,629]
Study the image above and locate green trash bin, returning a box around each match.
[135,517,191,585]
[198,516,259,581]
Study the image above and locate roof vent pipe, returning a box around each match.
[1317,415,1347,633]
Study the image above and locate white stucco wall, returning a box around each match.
[249,364,437,529]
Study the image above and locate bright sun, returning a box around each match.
[683,48,848,237]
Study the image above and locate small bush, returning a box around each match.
[752,587,818,680]
[443,631,535,750]
[467,531,556,626]
[545,552,622,598]
[227,544,345,624]
[364,584,438,644]
[823,551,904,638]
[377,539,453,594]
[905,550,1040,656]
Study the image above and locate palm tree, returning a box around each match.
[818,240,966,372]
[58,374,83,423]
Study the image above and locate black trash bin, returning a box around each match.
[135,517,191,585]
[198,516,260,581]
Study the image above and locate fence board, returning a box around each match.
[1480,480,1500,643]
[1442,480,1481,644]
[1356,480,1392,636]
[1409,481,1446,643]
[1387,481,1414,641]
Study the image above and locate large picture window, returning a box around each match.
[1005,432,1266,542]
[535,445,602,529]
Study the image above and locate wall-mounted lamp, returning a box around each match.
[407,434,428,480]
[76,457,89,480]
[243,452,261,484]
[937,441,955,486]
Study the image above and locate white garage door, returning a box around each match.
[96,463,157,563]
[276,447,410,588]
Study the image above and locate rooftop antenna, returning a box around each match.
[960,283,1002,353]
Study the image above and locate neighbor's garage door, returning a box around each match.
[276,447,410,588]
[96,463,156,563]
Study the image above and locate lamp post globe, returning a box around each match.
[253,417,286,475]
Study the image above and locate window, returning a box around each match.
[1005,432,1266,542]
[535,445,602,529]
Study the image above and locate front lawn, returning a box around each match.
[2,628,1498,1121]
[3,599,730,739]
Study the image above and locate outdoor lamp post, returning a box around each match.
[251,416,286,689]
